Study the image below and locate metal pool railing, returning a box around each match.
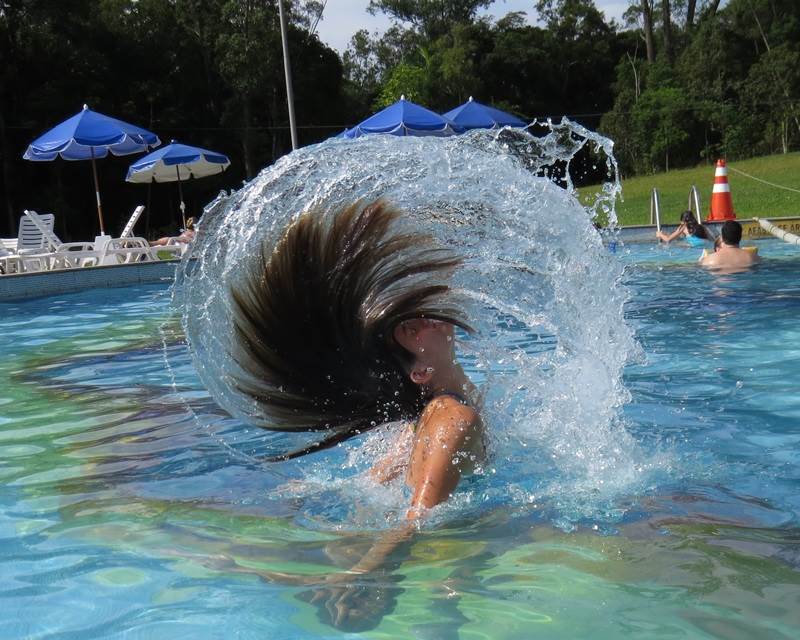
[650,187,661,231]
[688,185,702,224]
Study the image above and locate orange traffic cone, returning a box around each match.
[707,159,736,221]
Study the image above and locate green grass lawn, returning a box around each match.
[579,152,800,226]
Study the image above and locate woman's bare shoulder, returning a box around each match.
[420,394,479,426]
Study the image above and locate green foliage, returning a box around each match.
[4,0,800,240]
[374,62,429,108]
[630,85,695,172]
[602,0,800,177]
[367,0,495,40]
[0,0,350,239]
[343,25,419,106]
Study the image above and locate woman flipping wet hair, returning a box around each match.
[230,198,484,494]
[229,199,485,627]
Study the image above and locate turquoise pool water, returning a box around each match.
[1,239,799,639]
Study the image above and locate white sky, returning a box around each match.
[314,1,632,53]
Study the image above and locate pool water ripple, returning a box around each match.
[1,248,800,637]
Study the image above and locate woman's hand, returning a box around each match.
[296,570,402,631]
[657,223,686,243]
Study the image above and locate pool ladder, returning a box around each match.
[687,185,702,223]
[650,185,704,230]
[650,188,662,231]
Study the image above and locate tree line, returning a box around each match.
[1,0,798,240]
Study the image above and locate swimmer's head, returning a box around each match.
[185,217,197,231]
[721,220,742,245]
[392,318,457,387]
[229,198,470,460]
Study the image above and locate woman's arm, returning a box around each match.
[301,398,481,627]
[656,223,686,243]
[368,423,414,484]
[352,398,479,572]
[406,397,480,515]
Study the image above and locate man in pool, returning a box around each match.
[700,220,759,271]
[229,199,484,628]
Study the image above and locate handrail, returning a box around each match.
[650,187,661,231]
[688,185,702,224]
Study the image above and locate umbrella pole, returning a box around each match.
[176,166,186,229]
[145,181,152,239]
[90,149,106,235]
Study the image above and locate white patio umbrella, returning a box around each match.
[125,140,230,228]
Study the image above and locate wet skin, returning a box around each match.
[298,318,484,629]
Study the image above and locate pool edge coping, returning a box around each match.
[0,259,181,302]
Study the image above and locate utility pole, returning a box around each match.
[277,0,298,150]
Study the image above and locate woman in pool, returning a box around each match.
[656,210,712,246]
[229,198,484,628]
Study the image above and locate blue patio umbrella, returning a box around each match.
[343,96,460,138]
[126,141,231,227]
[442,96,527,130]
[23,104,161,235]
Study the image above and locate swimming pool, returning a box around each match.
[2,239,799,639]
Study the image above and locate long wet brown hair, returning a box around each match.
[230,199,471,460]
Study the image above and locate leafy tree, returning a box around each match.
[0,0,348,238]
[599,52,646,174]
[632,85,693,171]
[742,44,800,155]
[433,20,494,107]
[534,0,622,119]
[481,19,552,117]
[375,62,429,108]
[367,0,495,40]
[343,25,419,105]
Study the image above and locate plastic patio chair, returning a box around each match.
[0,246,21,275]
[1,213,56,256]
[153,237,189,259]
[22,210,101,270]
[119,205,145,238]
[101,236,156,264]
[100,206,156,264]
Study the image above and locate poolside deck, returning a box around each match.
[0,259,181,302]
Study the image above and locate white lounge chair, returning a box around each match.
[119,205,145,238]
[22,210,101,270]
[0,246,21,275]
[151,237,188,259]
[2,212,57,272]
[1,213,55,255]
[91,205,157,265]
[101,237,156,264]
